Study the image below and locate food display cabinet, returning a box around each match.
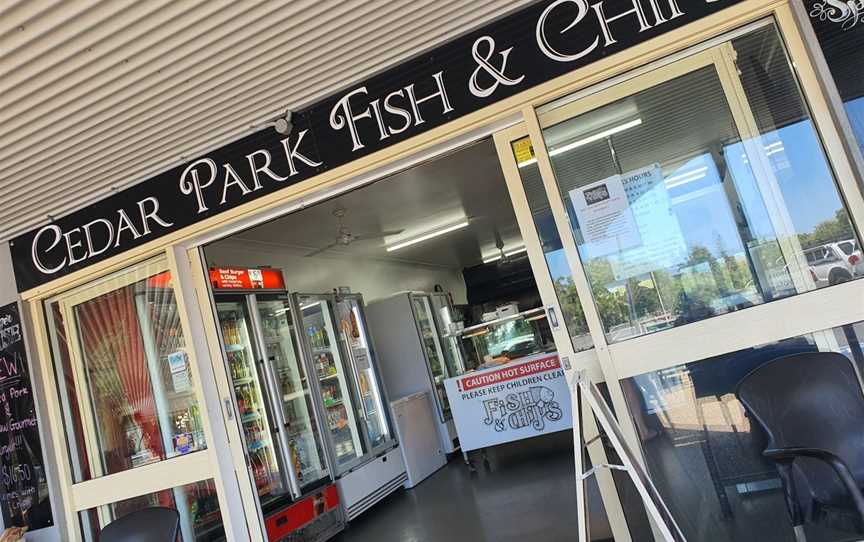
[457,307,556,368]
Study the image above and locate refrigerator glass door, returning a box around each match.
[256,297,330,495]
[429,294,466,376]
[215,297,288,505]
[297,295,366,471]
[411,295,451,421]
[334,296,393,451]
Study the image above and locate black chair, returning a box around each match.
[100,507,180,542]
[736,352,864,540]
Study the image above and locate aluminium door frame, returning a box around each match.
[37,252,242,541]
[187,247,268,541]
[501,7,864,538]
[494,123,636,542]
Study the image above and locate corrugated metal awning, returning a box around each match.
[0,0,535,242]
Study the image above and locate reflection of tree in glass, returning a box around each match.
[581,243,765,334]
[798,209,855,249]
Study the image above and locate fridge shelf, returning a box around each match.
[225,343,246,352]
[241,412,262,423]
[319,373,339,382]
[248,439,270,452]
[283,391,305,402]
[233,377,254,386]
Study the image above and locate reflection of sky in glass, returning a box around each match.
[546,249,571,287]
[565,118,848,281]
[844,96,864,155]
[727,120,845,235]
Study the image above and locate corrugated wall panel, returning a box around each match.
[0,0,535,241]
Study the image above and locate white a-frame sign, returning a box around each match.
[573,371,687,542]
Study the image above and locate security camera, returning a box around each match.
[274,111,293,135]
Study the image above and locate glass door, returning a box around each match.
[428,293,466,376]
[294,295,366,473]
[214,296,288,506]
[500,19,864,542]
[254,295,329,495]
[44,257,231,541]
[333,295,393,452]
[410,294,452,421]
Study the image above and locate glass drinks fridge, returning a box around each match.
[293,294,395,472]
[213,287,343,542]
[292,293,401,520]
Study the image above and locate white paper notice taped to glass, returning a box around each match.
[570,172,641,258]
[572,164,689,280]
[444,353,572,452]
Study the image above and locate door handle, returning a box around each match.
[547,306,560,329]
[223,398,234,420]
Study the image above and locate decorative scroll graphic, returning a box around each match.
[809,1,864,30]
[0,303,52,531]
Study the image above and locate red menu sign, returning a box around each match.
[209,267,285,290]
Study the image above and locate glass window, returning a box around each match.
[622,320,864,542]
[46,262,207,482]
[510,140,594,353]
[79,479,224,541]
[540,24,862,342]
[806,1,864,155]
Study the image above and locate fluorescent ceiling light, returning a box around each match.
[518,118,643,168]
[386,221,469,252]
[482,246,527,263]
[664,166,708,189]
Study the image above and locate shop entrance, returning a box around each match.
[497,19,864,542]
[193,137,628,541]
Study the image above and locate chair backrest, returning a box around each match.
[736,352,864,505]
[100,507,180,542]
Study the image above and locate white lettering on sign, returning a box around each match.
[20,0,737,287]
[30,197,174,275]
[534,0,684,63]
[179,129,321,215]
[330,71,454,151]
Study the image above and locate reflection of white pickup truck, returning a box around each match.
[805,240,863,287]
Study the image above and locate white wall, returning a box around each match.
[0,242,62,542]
[205,239,468,304]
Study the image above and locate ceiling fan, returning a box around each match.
[485,228,527,266]
[304,207,404,257]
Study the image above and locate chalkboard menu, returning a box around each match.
[0,302,52,531]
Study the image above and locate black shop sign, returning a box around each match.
[0,303,53,531]
[11,0,742,291]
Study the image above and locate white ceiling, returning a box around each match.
[0,0,535,242]
[212,138,524,269]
